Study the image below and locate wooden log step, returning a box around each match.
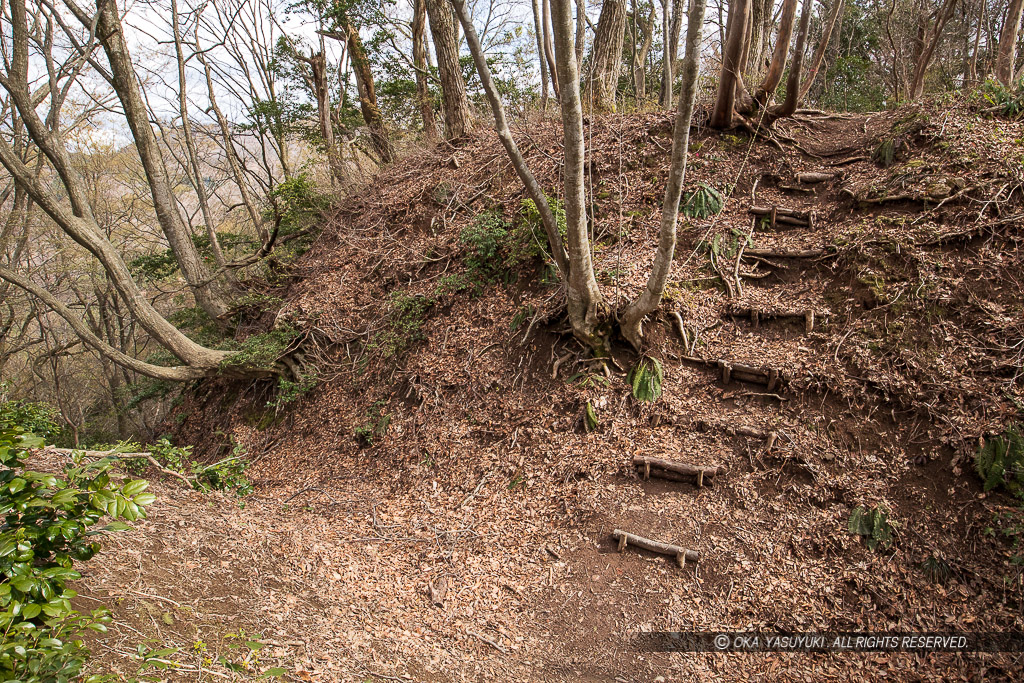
[748,205,814,228]
[743,247,826,259]
[632,455,721,487]
[725,306,823,333]
[718,360,783,391]
[612,529,699,567]
[797,172,836,184]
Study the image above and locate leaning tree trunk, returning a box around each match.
[532,0,551,108]
[586,0,628,111]
[996,0,1024,84]
[95,0,233,320]
[710,0,749,128]
[451,0,570,276]
[426,0,473,139]
[799,0,846,98]
[413,0,440,139]
[552,0,606,348]
[621,0,707,349]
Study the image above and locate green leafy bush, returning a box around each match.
[975,423,1024,496]
[267,172,329,237]
[0,398,60,441]
[848,504,895,550]
[681,184,724,219]
[628,357,664,403]
[219,324,301,372]
[980,77,1024,119]
[354,402,391,447]
[0,420,153,680]
[148,439,253,496]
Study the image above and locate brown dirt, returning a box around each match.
[78,100,1024,681]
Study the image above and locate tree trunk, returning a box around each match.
[426,0,473,139]
[621,0,707,348]
[631,2,656,102]
[532,0,551,108]
[576,0,587,64]
[586,0,628,111]
[799,0,846,99]
[551,0,606,347]
[659,0,673,107]
[769,0,813,118]
[95,0,233,320]
[754,0,799,104]
[710,0,749,128]
[996,0,1024,84]
[544,0,562,99]
[341,21,394,163]
[413,0,440,139]
[748,0,774,80]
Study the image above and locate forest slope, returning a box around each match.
[80,100,1024,681]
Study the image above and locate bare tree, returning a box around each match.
[532,0,551,108]
[710,0,841,128]
[908,0,959,98]
[620,0,706,348]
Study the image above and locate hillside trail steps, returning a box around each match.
[611,166,843,568]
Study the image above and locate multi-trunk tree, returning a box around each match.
[453,0,708,351]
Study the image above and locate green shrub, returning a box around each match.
[220,324,301,371]
[681,184,724,219]
[976,423,1024,496]
[147,438,253,496]
[980,77,1024,119]
[268,173,329,237]
[0,398,60,441]
[354,401,391,447]
[0,419,153,680]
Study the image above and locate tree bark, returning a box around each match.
[996,0,1024,84]
[586,0,628,111]
[754,0,799,104]
[426,0,473,139]
[551,0,605,347]
[413,0,440,139]
[340,20,394,163]
[621,0,706,348]
[94,0,233,320]
[451,0,569,275]
[710,0,749,128]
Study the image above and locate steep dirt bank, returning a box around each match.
[81,102,1023,681]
